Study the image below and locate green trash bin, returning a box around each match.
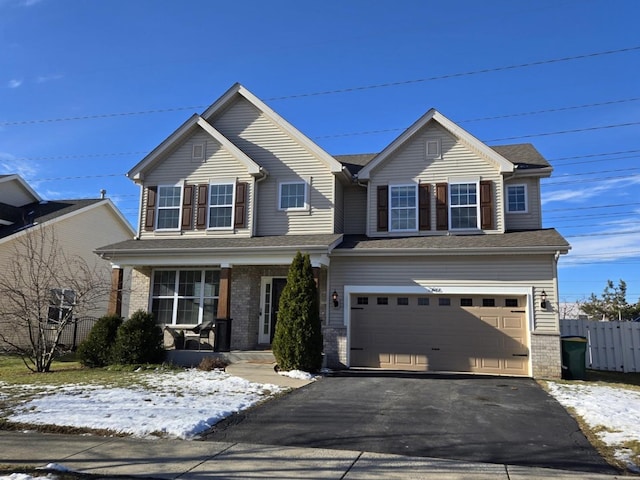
[561,336,588,380]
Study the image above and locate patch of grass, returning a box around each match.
[622,439,640,468]
[585,370,640,391]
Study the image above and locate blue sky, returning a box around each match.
[1,0,639,306]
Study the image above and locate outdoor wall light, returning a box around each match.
[332,290,339,308]
[540,290,548,309]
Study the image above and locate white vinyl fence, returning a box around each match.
[560,319,640,373]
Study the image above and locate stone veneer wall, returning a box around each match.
[129,267,152,315]
[322,326,347,369]
[229,265,329,350]
[530,332,561,378]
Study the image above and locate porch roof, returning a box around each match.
[333,229,570,256]
[95,234,344,267]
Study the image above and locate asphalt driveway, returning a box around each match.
[204,371,616,474]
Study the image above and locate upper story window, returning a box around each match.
[208,183,234,229]
[157,185,182,230]
[450,181,479,230]
[279,181,308,211]
[390,185,417,231]
[506,184,528,213]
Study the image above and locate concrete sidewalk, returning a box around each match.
[0,431,625,479]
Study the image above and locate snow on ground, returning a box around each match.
[547,381,640,472]
[4,369,283,439]
[278,369,318,381]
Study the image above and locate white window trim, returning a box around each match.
[448,179,480,230]
[389,183,418,232]
[150,268,220,326]
[278,180,309,211]
[426,138,441,159]
[207,181,236,230]
[156,184,183,231]
[506,184,528,214]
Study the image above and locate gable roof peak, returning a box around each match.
[357,108,514,180]
[202,84,345,174]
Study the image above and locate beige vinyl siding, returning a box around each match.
[368,123,504,236]
[0,178,34,206]
[343,185,367,234]
[328,254,558,332]
[140,129,254,238]
[334,181,345,233]
[210,97,335,236]
[0,205,133,318]
[505,177,542,230]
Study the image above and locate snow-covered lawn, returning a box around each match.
[546,381,640,472]
[2,368,284,439]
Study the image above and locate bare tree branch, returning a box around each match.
[0,226,111,372]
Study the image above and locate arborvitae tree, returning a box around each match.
[272,251,323,372]
[77,314,123,367]
[111,310,164,365]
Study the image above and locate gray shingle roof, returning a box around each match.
[0,199,103,240]
[335,230,569,252]
[334,143,550,173]
[96,234,344,254]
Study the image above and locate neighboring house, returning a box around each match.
[0,175,135,348]
[96,83,570,378]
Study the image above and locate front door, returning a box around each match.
[270,278,287,343]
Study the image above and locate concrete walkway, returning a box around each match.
[0,431,625,479]
[0,363,626,479]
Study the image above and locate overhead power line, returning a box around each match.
[1,45,638,127]
[267,46,640,100]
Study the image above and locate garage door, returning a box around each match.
[350,294,529,376]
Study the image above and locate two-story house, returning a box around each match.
[96,83,570,378]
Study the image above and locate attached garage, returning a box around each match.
[349,294,530,376]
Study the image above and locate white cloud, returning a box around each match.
[0,153,40,184]
[543,174,640,206]
[7,79,22,88]
[36,73,63,83]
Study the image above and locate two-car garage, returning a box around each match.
[348,293,530,376]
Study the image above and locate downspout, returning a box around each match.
[252,168,268,237]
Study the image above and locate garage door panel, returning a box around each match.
[350,295,529,376]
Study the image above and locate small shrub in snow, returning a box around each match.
[77,314,123,368]
[111,310,164,365]
[197,356,228,371]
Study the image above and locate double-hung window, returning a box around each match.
[450,182,479,229]
[389,185,417,231]
[151,269,220,325]
[507,184,527,213]
[48,288,76,324]
[156,185,182,230]
[208,183,234,229]
[279,181,307,210]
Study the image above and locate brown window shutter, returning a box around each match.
[234,182,247,228]
[436,183,448,230]
[418,184,430,231]
[196,184,208,229]
[480,180,493,230]
[181,185,194,229]
[145,186,157,230]
[377,185,388,232]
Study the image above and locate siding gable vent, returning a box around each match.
[192,143,205,162]
[426,139,441,159]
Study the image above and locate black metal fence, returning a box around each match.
[57,316,98,351]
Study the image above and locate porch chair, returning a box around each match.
[185,320,215,351]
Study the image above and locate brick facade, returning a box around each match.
[530,332,561,378]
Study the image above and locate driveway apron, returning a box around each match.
[204,372,616,474]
